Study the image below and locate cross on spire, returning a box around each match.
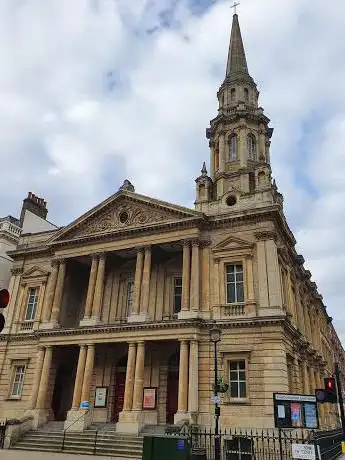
[231,1,240,15]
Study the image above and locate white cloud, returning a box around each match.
[1,0,345,340]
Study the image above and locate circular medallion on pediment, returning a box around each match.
[119,211,129,224]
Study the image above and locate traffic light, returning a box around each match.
[315,377,338,403]
[0,289,9,333]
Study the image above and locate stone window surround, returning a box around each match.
[171,272,182,314]
[6,358,30,400]
[217,255,251,306]
[18,281,44,326]
[221,351,251,405]
[24,286,39,321]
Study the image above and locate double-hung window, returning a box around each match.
[24,287,39,321]
[226,264,244,303]
[126,281,134,316]
[11,365,26,398]
[173,277,182,313]
[229,360,247,398]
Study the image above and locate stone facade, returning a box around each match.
[0,13,343,435]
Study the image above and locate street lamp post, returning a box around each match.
[210,325,221,460]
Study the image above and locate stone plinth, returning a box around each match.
[64,409,91,432]
[116,410,157,434]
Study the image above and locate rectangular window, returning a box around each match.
[24,287,39,321]
[126,281,134,315]
[226,264,244,304]
[11,365,25,397]
[174,277,182,313]
[229,360,247,398]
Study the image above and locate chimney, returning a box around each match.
[19,192,48,227]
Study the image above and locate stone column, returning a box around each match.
[36,346,53,409]
[83,255,99,319]
[140,247,151,316]
[302,361,310,394]
[42,261,59,322]
[123,343,137,411]
[80,344,95,405]
[132,248,144,316]
[190,240,200,313]
[308,365,316,394]
[92,253,106,320]
[177,341,189,413]
[72,345,87,409]
[181,241,191,312]
[50,260,66,323]
[29,347,45,409]
[132,342,145,411]
[264,236,283,309]
[188,340,199,419]
[256,240,269,310]
[293,356,301,393]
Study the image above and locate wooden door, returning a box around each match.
[112,372,126,422]
[166,371,179,424]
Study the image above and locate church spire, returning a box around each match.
[226,13,248,77]
[222,13,256,89]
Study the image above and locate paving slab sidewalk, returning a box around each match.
[1,450,135,460]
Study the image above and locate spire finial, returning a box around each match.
[231,1,240,15]
[201,161,208,176]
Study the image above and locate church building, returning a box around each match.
[0,12,343,435]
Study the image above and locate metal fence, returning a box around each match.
[189,427,343,460]
[0,420,7,449]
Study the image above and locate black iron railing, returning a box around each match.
[0,420,7,449]
[187,426,343,460]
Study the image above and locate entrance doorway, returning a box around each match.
[51,347,78,421]
[112,356,127,422]
[166,352,179,424]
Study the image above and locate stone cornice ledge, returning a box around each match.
[0,316,287,342]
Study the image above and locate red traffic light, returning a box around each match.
[324,377,336,391]
[0,289,9,309]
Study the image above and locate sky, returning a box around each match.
[1,0,345,341]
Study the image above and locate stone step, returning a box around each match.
[11,423,143,459]
[13,444,142,459]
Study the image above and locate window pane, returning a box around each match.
[239,360,245,370]
[227,265,235,274]
[227,284,235,303]
[239,371,246,380]
[230,371,238,380]
[236,271,243,282]
[236,283,244,303]
[230,361,238,371]
[239,381,246,398]
[235,265,243,273]
[230,382,238,398]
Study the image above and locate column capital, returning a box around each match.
[128,342,137,348]
[11,267,23,276]
[45,345,53,350]
[179,339,189,345]
[95,252,106,260]
[181,239,192,247]
[143,245,152,252]
[51,259,60,268]
[190,238,200,247]
[136,341,145,346]
[254,231,277,242]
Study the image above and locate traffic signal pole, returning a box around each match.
[334,363,345,451]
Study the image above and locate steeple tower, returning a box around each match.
[195,12,280,214]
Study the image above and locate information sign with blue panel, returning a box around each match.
[273,393,319,429]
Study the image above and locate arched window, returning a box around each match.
[231,88,236,101]
[247,134,257,161]
[244,88,249,101]
[228,135,238,161]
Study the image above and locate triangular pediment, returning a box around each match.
[22,266,49,279]
[213,235,254,252]
[50,190,203,243]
